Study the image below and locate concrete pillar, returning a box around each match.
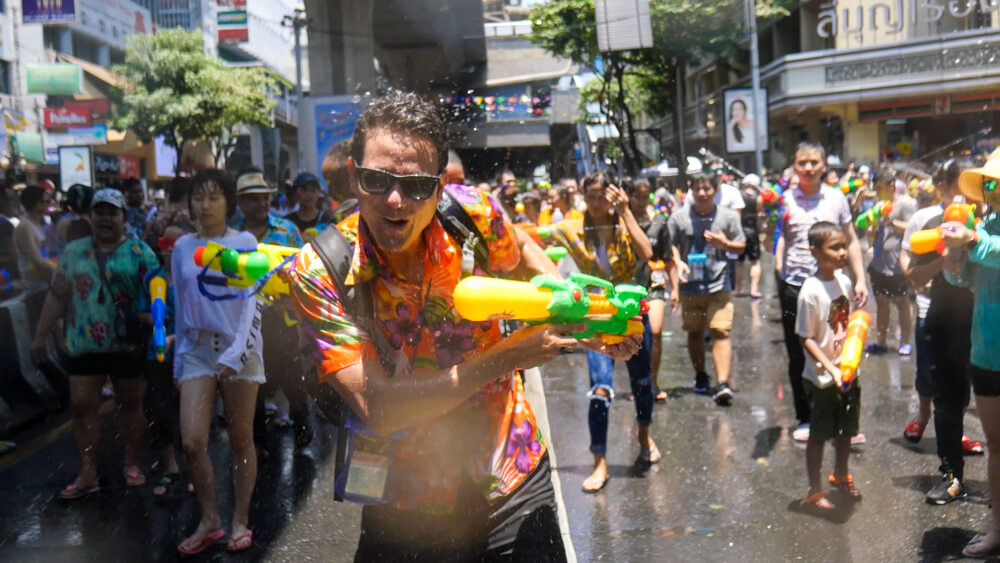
[97,45,111,68]
[250,126,264,171]
[304,0,377,95]
[59,28,73,55]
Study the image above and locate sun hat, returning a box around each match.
[236,171,275,196]
[958,148,1000,203]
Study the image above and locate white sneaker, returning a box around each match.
[792,423,810,442]
[851,433,866,446]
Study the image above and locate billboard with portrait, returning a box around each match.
[723,88,768,154]
[299,95,368,190]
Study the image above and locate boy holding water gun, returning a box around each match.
[796,222,863,514]
[668,172,745,406]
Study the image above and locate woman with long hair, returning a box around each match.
[172,169,264,555]
[548,171,657,492]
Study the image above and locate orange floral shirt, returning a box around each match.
[287,185,547,514]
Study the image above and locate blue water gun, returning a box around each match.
[148,267,167,362]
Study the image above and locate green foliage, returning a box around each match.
[111,28,276,170]
[530,0,791,173]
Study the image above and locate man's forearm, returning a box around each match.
[846,229,865,283]
[621,208,653,261]
[511,228,559,280]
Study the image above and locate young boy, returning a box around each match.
[668,173,746,406]
[797,222,863,513]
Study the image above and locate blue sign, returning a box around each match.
[314,100,365,176]
[22,0,78,24]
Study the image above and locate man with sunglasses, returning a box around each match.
[287,91,641,561]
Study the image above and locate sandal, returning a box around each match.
[655,390,668,403]
[124,469,146,487]
[801,492,835,515]
[827,473,863,500]
[153,472,185,497]
[58,482,101,500]
[962,533,1000,559]
[177,528,226,556]
[227,529,253,552]
[582,474,609,493]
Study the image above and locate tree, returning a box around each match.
[111,28,276,173]
[530,0,792,175]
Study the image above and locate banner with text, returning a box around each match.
[218,1,249,44]
[23,0,78,24]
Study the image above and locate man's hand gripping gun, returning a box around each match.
[453,273,648,344]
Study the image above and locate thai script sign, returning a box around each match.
[44,108,92,129]
[23,0,78,24]
[817,0,1000,38]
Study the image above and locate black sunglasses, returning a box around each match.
[984,178,997,193]
[355,165,440,201]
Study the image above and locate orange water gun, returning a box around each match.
[839,310,871,390]
[514,223,552,245]
[840,178,864,194]
[908,203,979,255]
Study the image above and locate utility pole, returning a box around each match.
[282,8,309,173]
[745,0,764,174]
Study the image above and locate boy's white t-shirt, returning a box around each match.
[796,271,853,388]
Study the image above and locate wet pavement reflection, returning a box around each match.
[0,254,992,561]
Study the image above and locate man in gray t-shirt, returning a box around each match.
[668,173,746,406]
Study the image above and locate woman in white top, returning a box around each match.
[172,169,264,555]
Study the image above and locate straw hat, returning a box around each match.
[958,148,1000,203]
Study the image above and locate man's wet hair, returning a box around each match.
[189,169,238,219]
[795,141,826,162]
[19,185,47,211]
[933,158,972,189]
[351,90,448,175]
[689,171,718,190]
[808,221,840,248]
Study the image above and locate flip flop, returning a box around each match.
[177,528,226,556]
[962,533,1000,558]
[124,470,146,487]
[655,390,668,403]
[58,482,101,500]
[227,530,253,553]
[801,492,835,515]
[582,474,609,493]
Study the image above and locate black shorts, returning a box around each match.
[647,286,667,300]
[355,453,566,562]
[65,352,144,378]
[970,364,1000,397]
[739,229,761,262]
[869,269,908,297]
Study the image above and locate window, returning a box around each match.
[0,61,11,95]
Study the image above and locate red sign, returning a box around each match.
[44,107,91,128]
[64,99,110,119]
[119,155,140,179]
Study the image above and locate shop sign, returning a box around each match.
[59,146,94,192]
[94,153,119,174]
[74,0,152,52]
[218,1,249,44]
[23,0,78,24]
[154,136,177,178]
[14,133,46,163]
[47,124,108,147]
[44,108,92,129]
[119,155,140,179]
[817,0,1000,38]
[65,99,110,120]
[26,64,83,95]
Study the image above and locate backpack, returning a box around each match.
[307,189,489,501]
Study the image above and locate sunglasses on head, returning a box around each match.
[984,178,998,193]
[355,165,440,201]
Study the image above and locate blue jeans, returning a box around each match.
[914,317,933,397]
[586,315,653,456]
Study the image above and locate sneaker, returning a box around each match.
[693,372,711,394]
[926,473,968,505]
[904,419,926,443]
[792,423,810,442]
[963,435,985,455]
[713,382,733,406]
[828,473,863,500]
[850,433,866,446]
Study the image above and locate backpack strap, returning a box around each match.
[436,189,490,276]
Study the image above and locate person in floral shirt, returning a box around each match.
[30,188,159,499]
[287,91,641,561]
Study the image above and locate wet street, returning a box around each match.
[0,257,992,562]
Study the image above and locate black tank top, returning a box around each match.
[741,188,759,231]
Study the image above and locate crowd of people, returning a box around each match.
[0,90,999,560]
